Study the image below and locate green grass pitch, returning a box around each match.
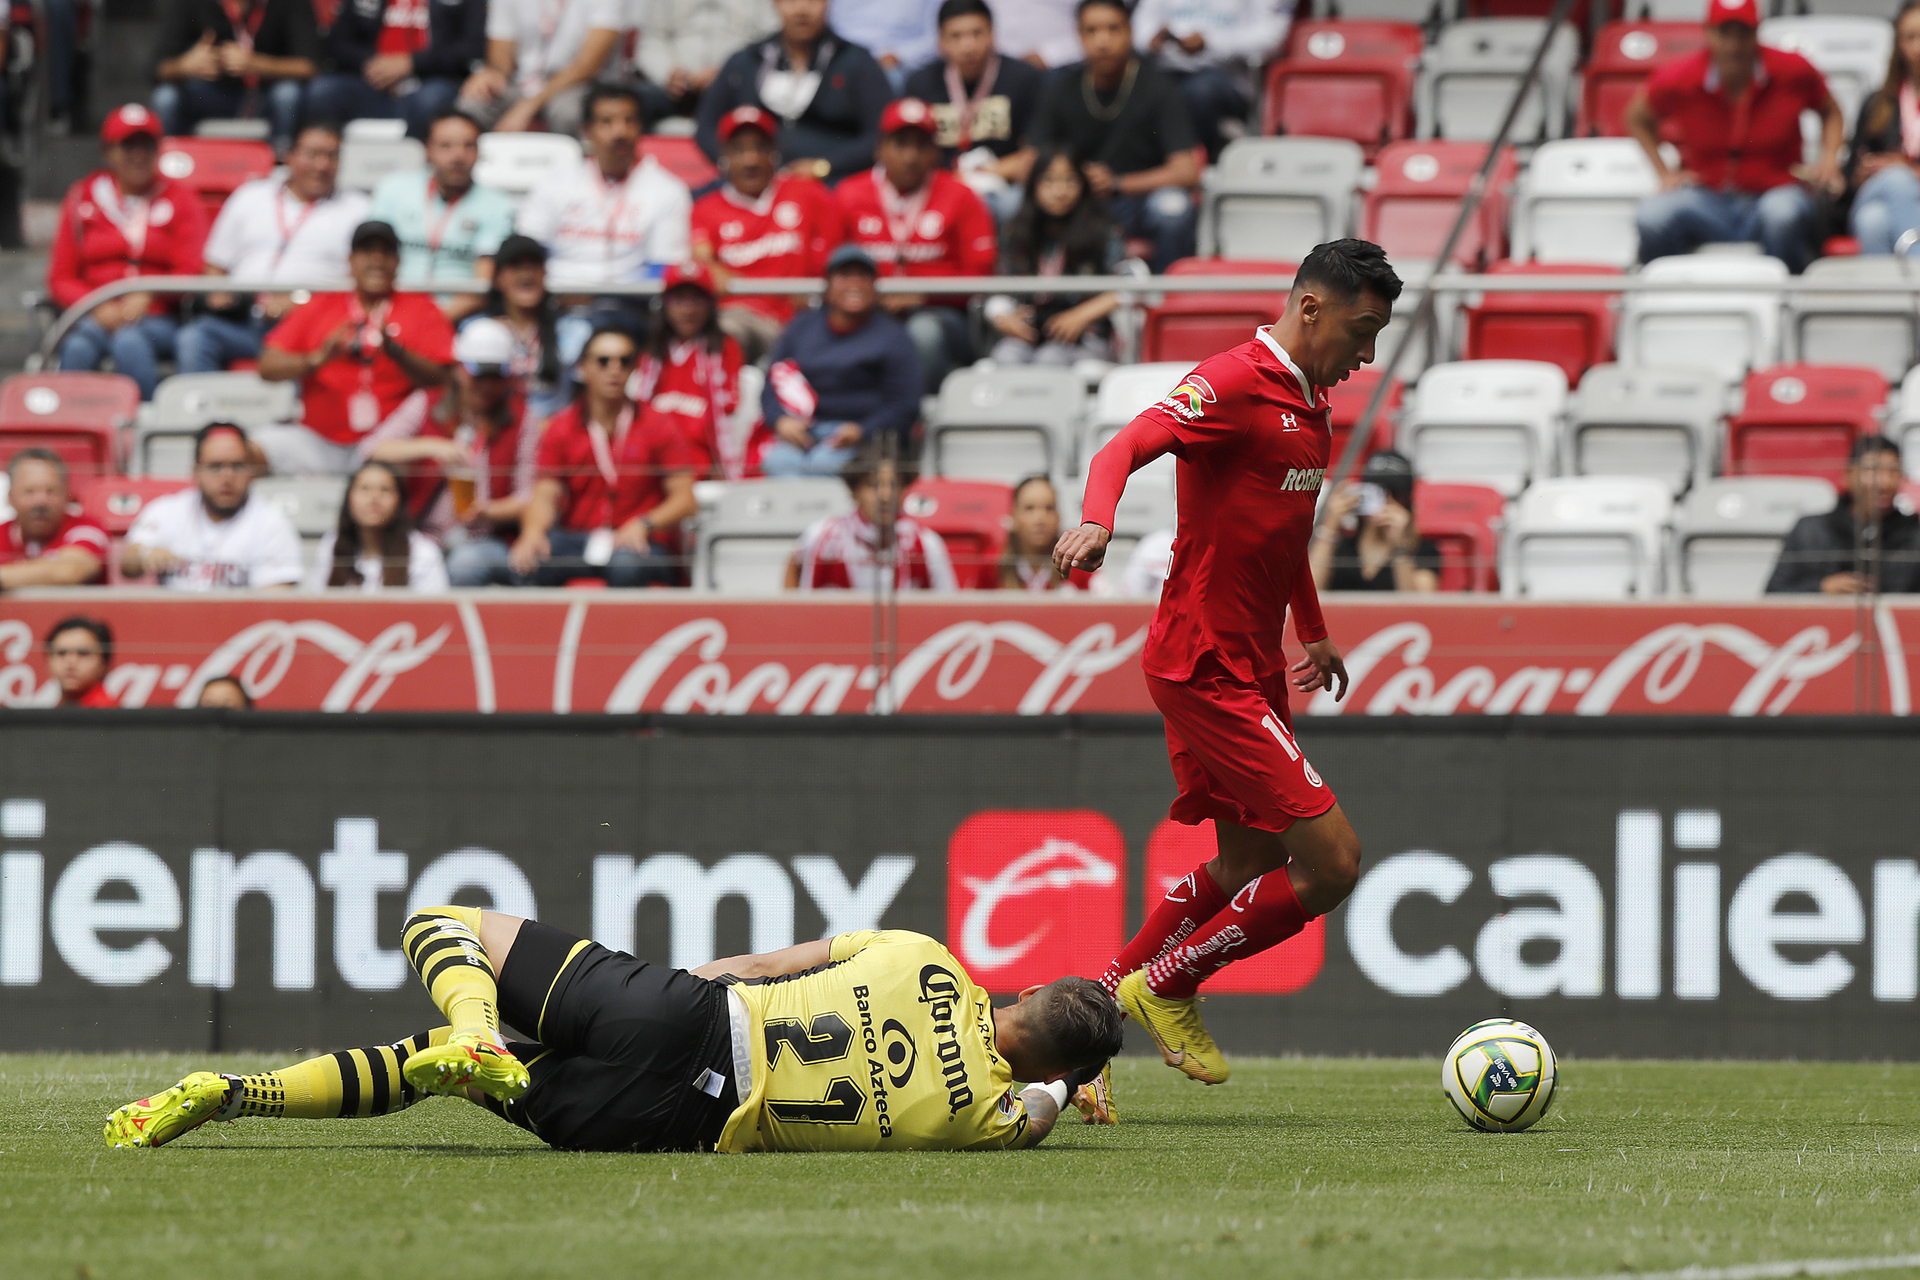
[7,1054,1920,1280]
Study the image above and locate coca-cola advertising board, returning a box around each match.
[0,593,1914,716]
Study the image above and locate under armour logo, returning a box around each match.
[1280,412,1300,431]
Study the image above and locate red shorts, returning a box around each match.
[1147,651,1338,834]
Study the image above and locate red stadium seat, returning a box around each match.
[1362,141,1518,269]
[642,136,720,191]
[1140,257,1295,365]
[1413,479,1504,592]
[1461,260,1619,386]
[73,476,193,536]
[1263,21,1422,158]
[1727,365,1889,489]
[903,478,1012,589]
[1576,22,1704,138]
[0,372,139,481]
[157,138,276,220]
[1326,367,1404,464]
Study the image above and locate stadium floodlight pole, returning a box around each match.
[1311,0,1582,569]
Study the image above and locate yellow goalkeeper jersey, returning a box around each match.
[716,930,1037,1153]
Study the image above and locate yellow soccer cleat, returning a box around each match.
[1116,970,1230,1086]
[402,1032,529,1102]
[104,1071,234,1149]
[1072,1060,1118,1125]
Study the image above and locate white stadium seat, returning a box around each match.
[1888,366,1920,477]
[141,373,298,476]
[338,137,426,194]
[692,479,853,593]
[1329,0,1440,18]
[1510,138,1658,267]
[1199,137,1365,261]
[1503,475,1675,600]
[1760,16,1892,158]
[1787,256,1920,382]
[1568,363,1726,495]
[928,366,1086,483]
[1083,362,1190,481]
[1618,254,1787,384]
[1402,359,1570,496]
[1417,19,1580,142]
[1106,469,1178,572]
[1673,476,1836,598]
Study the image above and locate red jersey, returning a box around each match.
[265,291,456,445]
[1080,328,1329,683]
[691,177,845,323]
[1,512,111,581]
[362,388,544,541]
[66,681,121,708]
[1644,47,1831,194]
[632,337,740,476]
[538,400,704,533]
[835,168,998,299]
[792,511,958,591]
[48,170,209,314]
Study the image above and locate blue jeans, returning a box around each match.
[177,313,270,374]
[1635,182,1819,272]
[902,305,971,395]
[446,535,513,586]
[59,314,177,399]
[152,78,306,149]
[761,437,859,477]
[523,528,678,587]
[306,73,461,141]
[1110,186,1199,272]
[1850,165,1920,256]
[1169,65,1250,163]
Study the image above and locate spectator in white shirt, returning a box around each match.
[1131,0,1290,160]
[458,0,630,135]
[121,424,305,591]
[305,460,451,591]
[177,121,371,374]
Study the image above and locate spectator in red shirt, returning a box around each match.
[1626,0,1844,272]
[509,326,704,586]
[633,263,743,477]
[49,105,210,400]
[835,97,1000,393]
[786,444,958,591]
[692,106,848,364]
[259,220,456,475]
[0,450,110,590]
[44,616,119,708]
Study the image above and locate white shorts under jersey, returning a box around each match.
[303,529,450,593]
[126,489,305,591]
[516,156,691,289]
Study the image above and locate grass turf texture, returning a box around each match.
[6,1055,1920,1280]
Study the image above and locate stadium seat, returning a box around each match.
[156,138,276,220]
[1617,254,1787,384]
[141,373,297,476]
[1140,258,1294,364]
[1262,21,1423,157]
[1085,361,1190,479]
[1325,0,1442,19]
[901,478,1012,589]
[928,366,1086,483]
[1401,359,1570,496]
[475,133,584,207]
[1786,256,1920,382]
[252,475,348,539]
[1568,362,1725,495]
[0,372,138,481]
[1726,363,1889,488]
[641,136,721,191]
[338,137,426,194]
[1106,469,1178,571]
[1461,260,1620,387]
[1759,16,1892,149]
[1673,475,1836,598]
[1509,138,1658,266]
[1326,367,1404,464]
[692,478,852,592]
[1415,19,1579,142]
[1362,141,1519,269]
[1891,366,1920,476]
[1577,22,1707,137]
[1413,478,1505,591]
[75,476,193,536]
[1502,475,1674,599]
[1638,0,1713,18]
[1198,137,1365,260]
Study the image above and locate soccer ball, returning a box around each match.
[1440,1019,1557,1133]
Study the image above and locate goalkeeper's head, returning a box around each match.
[999,977,1125,1082]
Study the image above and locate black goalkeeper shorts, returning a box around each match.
[485,918,738,1153]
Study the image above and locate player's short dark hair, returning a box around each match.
[292,118,344,147]
[938,0,994,27]
[841,439,916,492]
[45,615,113,664]
[1296,238,1404,306]
[193,421,251,464]
[426,108,484,142]
[1025,976,1125,1073]
[6,446,67,482]
[1853,434,1901,463]
[1075,0,1128,22]
[198,675,254,709]
[584,81,645,129]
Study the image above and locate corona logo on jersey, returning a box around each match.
[1145,819,1326,993]
[946,811,1125,992]
[1160,374,1218,421]
[1282,467,1327,492]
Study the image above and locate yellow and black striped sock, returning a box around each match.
[226,1028,451,1119]
[402,906,501,1039]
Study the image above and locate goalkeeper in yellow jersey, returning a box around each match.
[104,907,1123,1154]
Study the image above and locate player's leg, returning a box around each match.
[396,906,529,1101]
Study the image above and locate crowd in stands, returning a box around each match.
[23,0,1920,612]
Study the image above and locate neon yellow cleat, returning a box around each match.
[402,1032,529,1102]
[1073,1061,1118,1124]
[104,1071,234,1149]
[1115,970,1230,1085]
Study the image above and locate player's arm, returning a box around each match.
[1014,1081,1068,1148]
[690,938,831,981]
[1287,564,1348,699]
[0,545,103,588]
[1054,415,1181,574]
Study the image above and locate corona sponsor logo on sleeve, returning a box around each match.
[945,811,1125,992]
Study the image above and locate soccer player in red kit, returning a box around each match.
[1053,239,1402,1118]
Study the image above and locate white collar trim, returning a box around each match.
[1255,326,1319,405]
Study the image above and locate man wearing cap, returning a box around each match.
[256,220,457,475]
[1626,0,1843,272]
[151,0,320,151]
[48,106,211,400]
[760,243,922,476]
[478,234,572,421]
[691,105,847,362]
[369,109,517,320]
[177,120,370,375]
[835,97,998,393]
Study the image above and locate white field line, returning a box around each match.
[1456,1254,1920,1280]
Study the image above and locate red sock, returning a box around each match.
[1143,871,1311,999]
[1099,864,1230,996]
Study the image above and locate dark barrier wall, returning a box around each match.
[1,712,1917,1058]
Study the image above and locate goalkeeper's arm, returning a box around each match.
[1016,1081,1069,1148]
[690,939,831,981]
